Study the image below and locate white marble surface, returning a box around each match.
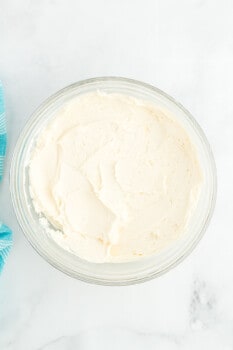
[0,0,232,349]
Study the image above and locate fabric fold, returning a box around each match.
[0,82,12,271]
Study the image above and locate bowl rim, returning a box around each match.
[10,76,217,285]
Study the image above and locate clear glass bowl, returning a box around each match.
[10,77,217,285]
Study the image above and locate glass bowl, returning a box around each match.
[10,77,217,285]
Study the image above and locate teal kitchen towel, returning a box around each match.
[0,82,12,271]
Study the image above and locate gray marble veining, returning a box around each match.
[1,0,232,349]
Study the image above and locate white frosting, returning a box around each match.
[29,92,202,263]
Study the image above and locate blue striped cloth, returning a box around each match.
[0,82,12,272]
